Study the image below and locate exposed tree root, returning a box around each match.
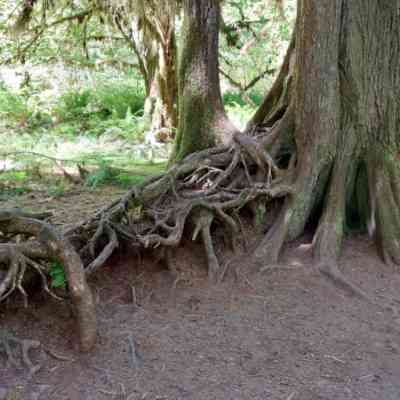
[1,120,398,352]
[64,137,293,280]
[0,210,96,352]
[0,134,293,351]
[0,329,41,375]
[193,209,220,283]
[317,262,373,302]
[367,151,400,267]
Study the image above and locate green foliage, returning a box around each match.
[0,186,31,200]
[220,0,296,97]
[0,171,31,200]
[0,87,32,127]
[225,102,256,130]
[93,83,145,119]
[0,170,28,183]
[223,90,263,129]
[85,114,148,141]
[85,159,165,188]
[55,89,92,122]
[54,83,145,124]
[85,160,116,188]
[223,90,263,107]
[47,182,66,198]
[49,261,66,289]
[51,81,146,139]
[0,0,296,194]
[0,85,52,131]
[114,174,146,188]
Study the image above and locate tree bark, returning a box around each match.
[140,15,178,135]
[253,0,400,275]
[116,13,178,136]
[171,0,238,163]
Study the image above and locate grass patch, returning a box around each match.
[85,160,166,189]
[0,171,32,200]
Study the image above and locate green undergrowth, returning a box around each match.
[0,171,32,200]
[223,90,262,130]
[0,160,166,202]
[0,76,147,140]
[85,160,166,189]
[53,81,147,139]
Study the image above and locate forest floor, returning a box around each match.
[1,188,400,400]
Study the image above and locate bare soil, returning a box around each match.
[1,189,400,400]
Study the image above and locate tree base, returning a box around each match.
[1,127,398,351]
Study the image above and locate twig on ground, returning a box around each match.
[127,332,143,369]
[44,348,75,362]
[131,285,137,307]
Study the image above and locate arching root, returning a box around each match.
[0,210,96,352]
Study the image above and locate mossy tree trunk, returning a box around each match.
[253,0,400,276]
[127,14,178,137]
[172,0,238,162]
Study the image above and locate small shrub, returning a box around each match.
[53,82,146,138]
[54,88,92,122]
[223,91,246,107]
[85,160,116,188]
[93,83,145,119]
[0,87,32,126]
[86,114,147,141]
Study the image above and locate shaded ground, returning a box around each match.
[1,190,400,400]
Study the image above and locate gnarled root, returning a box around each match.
[1,125,294,349]
[0,210,96,351]
[67,140,293,282]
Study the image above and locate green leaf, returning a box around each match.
[49,261,66,289]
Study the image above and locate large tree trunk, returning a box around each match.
[254,0,400,280]
[171,0,238,162]
[2,0,399,353]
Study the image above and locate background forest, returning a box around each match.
[0,0,295,197]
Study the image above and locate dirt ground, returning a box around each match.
[1,190,400,400]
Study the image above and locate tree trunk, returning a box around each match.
[171,0,238,162]
[139,16,178,137]
[253,0,400,276]
[123,14,178,137]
